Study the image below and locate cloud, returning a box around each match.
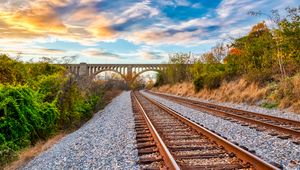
[67,6,97,24]
[0,48,66,57]
[126,16,221,45]
[82,48,121,60]
[141,51,165,60]
[0,0,298,62]
[216,0,266,23]
[86,14,119,40]
[0,2,67,37]
[40,48,66,53]
[109,1,159,33]
[174,0,191,7]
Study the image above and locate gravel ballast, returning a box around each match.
[23,91,139,170]
[142,91,300,170]
[153,91,300,122]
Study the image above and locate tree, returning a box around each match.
[212,42,227,62]
[201,52,219,64]
[249,6,300,78]
[166,53,193,84]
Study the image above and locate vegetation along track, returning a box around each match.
[147,91,300,144]
[132,91,278,170]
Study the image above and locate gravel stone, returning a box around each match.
[23,91,139,170]
[154,91,300,122]
[142,91,300,170]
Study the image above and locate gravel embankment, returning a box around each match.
[142,91,300,170]
[23,91,139,170]
[153,91,300,121]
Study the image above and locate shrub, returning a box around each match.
[0,56,104,167]
[154,72,165,87]
[204,72,224,89]
[0,85,59,168]
[244,68,273,85]
[193,76,204,92]
[0,85,59,147]
[0,142,18,168]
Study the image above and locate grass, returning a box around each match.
[4,133,66,170]
[152,75,300,114]
[260,102,278,109]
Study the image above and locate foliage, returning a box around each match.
[188,6,300,91]
[191,61,225,91]
[154,72,165,87]
[0,54,104,167]
[158,53,193,85]
[153,6,299,97]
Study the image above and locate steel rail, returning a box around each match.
[138,91,279,170]
[147,91,300,138]
[132,92,180,170]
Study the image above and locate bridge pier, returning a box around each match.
[79,62,88,76]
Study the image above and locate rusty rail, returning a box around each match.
[147,91,300,140]
[132,93,180,169]
[134,91,278,170]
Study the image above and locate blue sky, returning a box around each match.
[0,0,298,63]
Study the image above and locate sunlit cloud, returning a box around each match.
[141,51,165,60]
[82,48,122,60]
[0,1,69,48]
[88,23,118,40]
[0,0,298,63]
[0,48,66,58]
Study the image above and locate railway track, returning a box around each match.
[132,91,278,170]
[146,91,300,143]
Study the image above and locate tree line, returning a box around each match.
[155,7,300,92]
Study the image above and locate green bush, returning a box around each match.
[0,55,103,167]
[245,68,273,85]
[0,85,59,146]
[204,72,224,89]
[193,76,204,92]
[0,142,18,168]
[154,72,165,87]
[0,85,60,168]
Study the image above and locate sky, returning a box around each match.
[0,0,299,64]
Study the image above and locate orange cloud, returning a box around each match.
[68,7,97,23]
[0,3,67,34]
[47,0,71,7]
[87,16,118,40]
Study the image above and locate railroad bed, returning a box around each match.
[132,91,278,169]
[147,90,300,144]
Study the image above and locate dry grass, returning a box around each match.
[153,79,268,104]
[277,74,300,113]
[4,133,66,170]
[102,89,122,104]
[152,76,300,114]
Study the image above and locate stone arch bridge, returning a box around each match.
[63,63,172,85]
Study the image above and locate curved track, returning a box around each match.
[132,91,278,170]
[146,91,300,143]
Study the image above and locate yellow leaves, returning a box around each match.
[249,22,270,37]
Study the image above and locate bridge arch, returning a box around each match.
[92,69,126,80]
[132,69,164,82]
